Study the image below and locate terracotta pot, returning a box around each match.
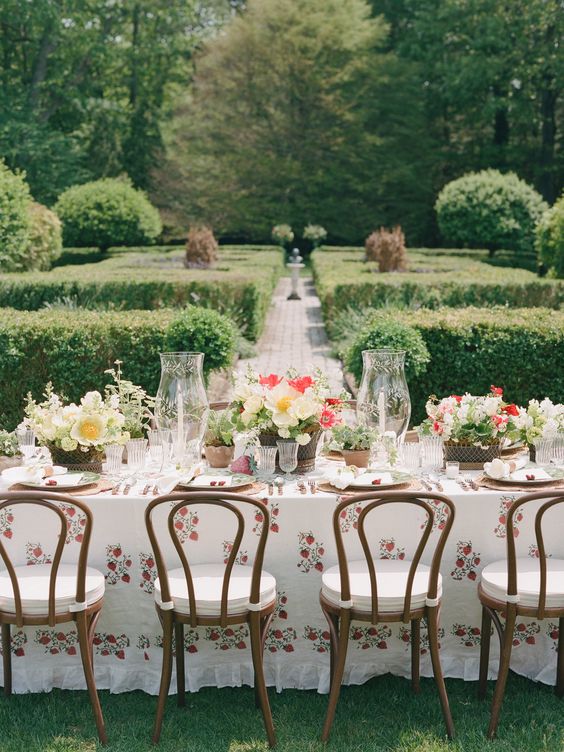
[259,430,322,473]
[341,449,371,468]
[204,444,235,468]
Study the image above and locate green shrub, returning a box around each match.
[343,307,564,424]
[0,160,32,272]
[54,178,162,249]
[0,247,283,340]
[345,313,430,384]
[0,306,236,429]
[435,170,547,257]
[26,203,63,271]
[536,193,564,278]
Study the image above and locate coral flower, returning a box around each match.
[287,375,315,393]
[259,373,282,388]
[319,408,338,429]
[502,403,519,416]
[490,385,503,397]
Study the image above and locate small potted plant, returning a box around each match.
[328,424,379,468]
[204,410,236,468]
[0,430,21,473]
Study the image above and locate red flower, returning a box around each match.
[224,628,234,637]
[271,523,279,533]
[116,650,125,660]
[187,645,197,654]
[490,386,503,397]
[325,398,342,406]
[305,534,315,545]
[308,631,318,641]
[377,641,387,649]
[433,421,443,435]
[463,545,472,555]
[502,403,519,416]
[314,562,324,572]
[468,571,477,581]
[278,609,287,620]
[236,641,247,649]
[287,376,314,393]
[283,644,294,652]
[450,395,462,403]
[189,531,198,542]
[525,636,536,645]
[14,648,24,657]
[259,373,282,388]
[319,408,338,429]
[67,646,77,656]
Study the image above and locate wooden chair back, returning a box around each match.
[505,490,564,619]
[145,491,271,628]
[0,492,94,628]
[333,491,455,622]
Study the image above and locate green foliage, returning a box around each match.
[0,430,18,457]
[0,247,282,341]
[26,203,63,271]
[343,307,564,424]
[0,307,236,430]
[536,194,564,278]
[328,423,379,451]
[311,249,564,329]
[435,170,547,257]
[0,160,32,272]
[164,307,236,380]
[205,410,236,447]
[55,178,162,249]
[345,313,430,385]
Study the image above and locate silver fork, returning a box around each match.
[455,477,470,492]
[464,475,480,491]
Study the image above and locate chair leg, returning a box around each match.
[152,610,174,744]
[411,618,421,694]
[249,612,276,747]
[478,606,492,699]
[321,609,351,743]
[320,599,339,692]
[555,616,564,698]
[175,622,185,707]
[487,605,517,739]
[76,610,107,745]
[1,623,12,696]
[427,607,455,739]
[254,612,273,709]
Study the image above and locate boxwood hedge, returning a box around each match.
[0,306,237,430]
[344,307,564,425]
[0,247,283,341]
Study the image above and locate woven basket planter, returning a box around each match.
[444,441,502,470]
[47,444,104,474]
[259,430,322,473]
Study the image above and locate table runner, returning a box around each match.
[1,470,561,695]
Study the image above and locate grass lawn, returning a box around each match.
[1,674,562,751]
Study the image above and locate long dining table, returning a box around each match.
[1,463,561,695]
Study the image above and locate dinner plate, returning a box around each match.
[329,470,413,491]
[484,466,563,485]
[177,473,255,490]
[16,472,100,490]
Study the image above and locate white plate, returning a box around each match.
[484,467,561,485]
[1,465,67,484]
[177,473,254,490]
[16,472,100,490]
[330,471,412,491]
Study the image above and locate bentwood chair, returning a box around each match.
[478,490,564,738]
[0,492,107,743]
[145,491,277,746]
[320,491,456,742]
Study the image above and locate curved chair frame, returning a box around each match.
[0,491,106,744]
[478,490,564,737]
[320,490,456,742]
[145,491,276,746]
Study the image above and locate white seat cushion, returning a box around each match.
[154,563,276,615]
[481,557,564,609]
[0,563,105,615]
[321,559,441,612]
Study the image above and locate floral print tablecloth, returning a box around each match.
[1,475,561,694]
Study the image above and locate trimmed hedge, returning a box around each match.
[0,247,283,340]
[312,249,563,331]
[0,307,236,430]
[536,193,564,278]
[344,308,564,425]
[0,160,32,272]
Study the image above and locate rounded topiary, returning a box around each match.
[345,313,430,384]
[0,160,32,272]
[184,226,218,268]
[536,193,564,278]
[54,178,162,249]
[26,203,63,271]
[164,305,237,382]
[435,170,547,257]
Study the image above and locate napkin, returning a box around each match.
[323,466,363,490]
[156,472,184,494]
[484,456,527,479]
[45,473,83,488]
[350,472,393,487]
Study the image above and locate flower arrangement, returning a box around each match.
[418,387,520,447]
[303,224,327,248]
[0,430,18,458]
[104,360,154,438]
[513,398,564,445]
[23,383,129,462]
[231,367,345,444]
[205,409,236,448]
[272,224,294,246]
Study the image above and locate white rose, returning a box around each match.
[61,437,78,451]
[295,433,311,446]
[278,428,291,438]
[289,395,318,422]
[81,391,103,409]
[483,397,499,417]
[243,394,263,415]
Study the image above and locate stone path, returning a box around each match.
[237,276,344,392]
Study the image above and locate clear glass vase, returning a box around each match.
[154,353,209,467]
[356,349,411,444]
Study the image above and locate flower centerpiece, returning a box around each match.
[513,398,564,460]
[303,224,327,249]
[417,386,520,465]
[272,224,294,249]
[204,409,236,468]
[0,429,20,472]
[23,383,129,472]
[104,361,154,438]
[326,424,379,468]
[231,367,345,472]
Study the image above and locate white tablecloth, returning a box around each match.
[1,468,562,694]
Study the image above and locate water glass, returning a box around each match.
[105,444,124,475]
[147,429,163,465]
[445,461,460,479]
[126,438,147,472]
[533,438,554,466]
[158,429,174,470]
[553,435,564,466]
[276,441,299,476]
[256,446,278,479]
[16,428,36,461]
[421,436,444,472]
[400,442,420,472]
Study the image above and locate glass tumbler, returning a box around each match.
[421,436,444,472]
[147,429,163,465]
[127,438,148,471]
[105,444,124,475]
[276,441,299,476]
[256,446,278,479]
[533,438,555,466]
[17,428,36,461]
[400,442,421,472]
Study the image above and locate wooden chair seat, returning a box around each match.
[0,563,104,616]
[481,557,564,609]
[154,563,276,616]
[322,559,442,613]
